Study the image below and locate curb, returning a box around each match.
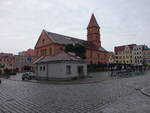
[141,87,150,97]
[5,78,104,85]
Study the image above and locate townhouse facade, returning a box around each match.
[108,52,116,64]
[114,44,150,66]
[132,45,148,65]
[14,55,35,72]
[14,49,36,72]
[114,44,136,64]
[0,53,15,71]
[143,48,150,65]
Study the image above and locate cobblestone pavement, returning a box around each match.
[0,73,150,113]
[9,72,113,84]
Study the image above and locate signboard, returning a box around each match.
[27,56,32,63]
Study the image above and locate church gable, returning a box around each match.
[35,30,53,49]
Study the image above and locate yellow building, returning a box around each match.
[108,52,116,64]
[114,44,136,64]
[143,49,150,65]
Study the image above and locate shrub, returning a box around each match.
[65,44,86,59]
[0,70,2,75]
[3,68,12,75]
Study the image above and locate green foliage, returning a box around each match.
[143,64,150,67]
[87,63,109,72]
[3,68,12,75]
[0,70,2,74]
[0,64,5,68]
[65,44,86,59]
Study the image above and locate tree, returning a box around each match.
[65,44,86,59]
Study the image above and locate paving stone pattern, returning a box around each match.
[0,73,150,113]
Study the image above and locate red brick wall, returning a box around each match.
[35,31,109,64]
[87,27,101,48]
[85,49,109,64]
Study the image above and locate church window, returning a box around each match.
[40,50,42,56]
[49,47,52,55]
[89,28,92,33]
[36,51,39,56]
[44,49,47,56]
[42,39,45,44]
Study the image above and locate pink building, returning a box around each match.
[0,53,15,71]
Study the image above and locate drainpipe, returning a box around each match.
[46,63,48,80]
[37,64,38,79]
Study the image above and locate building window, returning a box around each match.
[40,50,43,56]
[43,66,45,71]
[66,65,71,74]
[40,66,42,71]
[49,47,52,55]
[40,66,45,71]
[37,51,39,56]
[78,66,84,75]
[89,28,92,33]
[42,39,45,44]
[44,49,47,56]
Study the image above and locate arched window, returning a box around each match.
[42,39,45,44]
[49,47,52,55]
[36,51,39,56]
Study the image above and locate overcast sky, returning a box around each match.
[0,0,150,54]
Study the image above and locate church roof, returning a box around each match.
[87,14,100,28]
[45,30,84,45]
[43,30,107,52]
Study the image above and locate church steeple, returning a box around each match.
[87,14,101,48]
[87,13,100,28]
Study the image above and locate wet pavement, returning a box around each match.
[0,72,150,113]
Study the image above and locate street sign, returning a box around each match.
[27,56,32,63]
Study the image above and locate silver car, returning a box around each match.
[22,72,35,80]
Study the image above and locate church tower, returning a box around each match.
[87,14,101,48]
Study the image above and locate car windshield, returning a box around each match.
[24,72,33,75]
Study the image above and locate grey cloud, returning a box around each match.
[0,0,150,54]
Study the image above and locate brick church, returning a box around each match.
[34,14,109,64]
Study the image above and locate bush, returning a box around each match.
[0,70,2,74]
[3,68,12,75]
[87,63,109,72]
[65,44,86,59]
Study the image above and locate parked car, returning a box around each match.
[22,72,35,81]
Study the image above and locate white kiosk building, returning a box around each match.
[34,52,87,80]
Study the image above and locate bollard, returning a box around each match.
[0,79,1,84]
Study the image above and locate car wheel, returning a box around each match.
[29,77,32,80]
[22,78,25,81]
